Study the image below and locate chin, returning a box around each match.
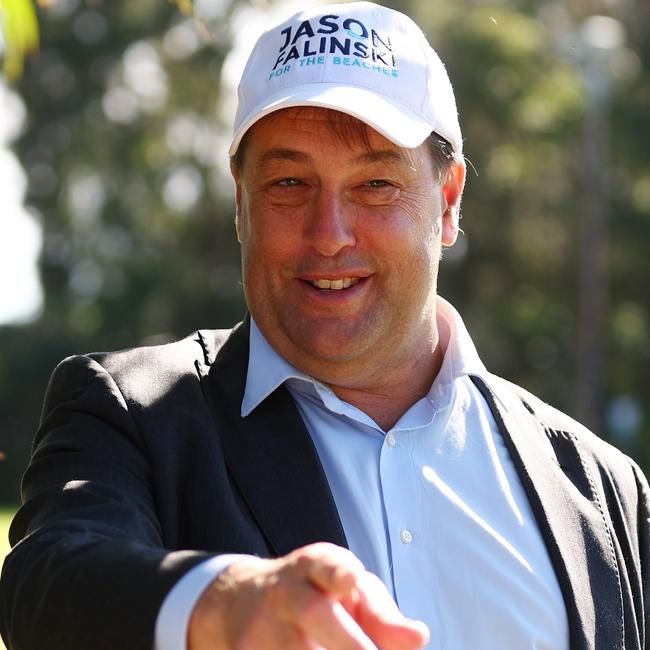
[289,333,359,361]
[276,328,368,370]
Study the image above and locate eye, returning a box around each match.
[266,177,310,206]
[276,178,303,187]
[353,178,401,206]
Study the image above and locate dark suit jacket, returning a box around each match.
[1,321,648,650]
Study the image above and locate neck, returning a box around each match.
[328,335,445,431]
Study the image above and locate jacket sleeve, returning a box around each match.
[0,354,212,650]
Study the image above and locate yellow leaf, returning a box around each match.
[0,0,40,80]
[170,0,194,16]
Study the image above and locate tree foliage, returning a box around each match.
[0,0,648,501]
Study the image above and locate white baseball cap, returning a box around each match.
[229,1,462,155]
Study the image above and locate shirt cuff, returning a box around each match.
[154,554,254,650]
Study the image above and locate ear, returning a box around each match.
[441,160,466,247]
[231,161,243,243]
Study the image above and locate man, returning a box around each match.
[1,3,648,649]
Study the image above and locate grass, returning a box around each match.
[1,506,18,650]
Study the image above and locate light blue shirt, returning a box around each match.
[156,297,569,649]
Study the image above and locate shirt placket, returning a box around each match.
[379,426,441,648]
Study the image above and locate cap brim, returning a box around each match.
[228,83,436,156]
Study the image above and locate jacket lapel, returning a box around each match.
[471,375,624,650]
[197,320,347,557]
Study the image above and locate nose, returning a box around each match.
[304,189,356,257]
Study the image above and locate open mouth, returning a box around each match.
[310,277,360,291]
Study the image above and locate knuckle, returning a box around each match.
[293,553,314,573]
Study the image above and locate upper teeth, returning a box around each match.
[312,278,359,290]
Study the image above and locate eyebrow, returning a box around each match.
[352,150,412,166]
[257,148,311,167]
[256,148,411,168]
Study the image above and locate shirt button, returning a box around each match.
[400,529,413,544]
[386,433,396,448]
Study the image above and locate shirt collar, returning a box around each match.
[434,296,488,392]
[241,296,490,418]
[241,319,311,416]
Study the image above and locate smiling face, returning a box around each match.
[233,107,464,391]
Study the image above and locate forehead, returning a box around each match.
[251,106,376,138]
[241,107,427,169]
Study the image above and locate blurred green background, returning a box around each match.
[0,0,649,523]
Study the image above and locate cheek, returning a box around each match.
[384,207,441,258]
[398,218,442,286]
[239,207,296,284]
[238,194,266,250]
